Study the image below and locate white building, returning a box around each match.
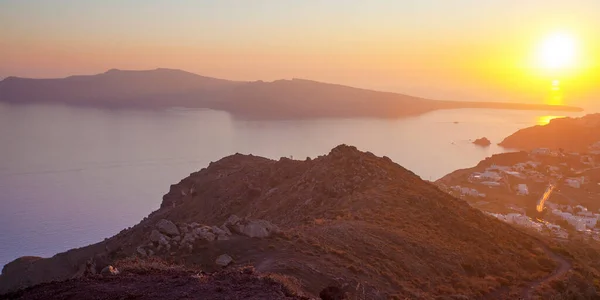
[547,166,561,173]
[504,171,525,179]
[532,148,550,155]
[516,184,529,196]
[552,209,596,231]
[590,141,600,155]
[451,186,485,198]
[578,211,594,218]
[480,171,502,181]
[488,165,511,172]
[583,217,598,228]
[565,178,582,189]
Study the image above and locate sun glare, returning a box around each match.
[537,115,564,125]
[537,32,578,70]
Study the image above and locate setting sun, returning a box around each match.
[537,32,578,70]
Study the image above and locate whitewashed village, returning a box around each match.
[437,141,600,242]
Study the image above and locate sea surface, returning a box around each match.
[0,102,583,267]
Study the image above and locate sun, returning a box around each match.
[536,32,578,70]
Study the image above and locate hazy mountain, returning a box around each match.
[0,68,583,119]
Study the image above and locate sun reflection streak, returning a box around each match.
[537,115,564,125]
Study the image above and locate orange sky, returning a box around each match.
[1,1,599,110]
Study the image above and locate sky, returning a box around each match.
[1,0,599,109]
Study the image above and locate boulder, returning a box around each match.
[156,219,180,237]
[224,215,241,227]
[189,222,201,228]
[100,265,120,276]
[136,246,147,257]
[193,228,216,241]
[181,232,197,245]
[158,236,170,247]
[149,230,164,243]
[233,219,279,238]
[211,226,226,235]
[178,225,189,234]
[215,254,233,267]
[220,225,232,236]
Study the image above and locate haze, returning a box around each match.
[1,0,599,109]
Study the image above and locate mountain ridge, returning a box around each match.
[0,144,580,299]
[0,68,583,120]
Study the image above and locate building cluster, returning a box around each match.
[449,185,486,198]
[466,147,597,197]
[546,202,600,231]
[487,212,568,239]
[589,141,600,155]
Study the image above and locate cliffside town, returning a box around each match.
[437,141,600,241]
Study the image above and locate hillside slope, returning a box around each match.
[2,260,308,300]
[0,69,582,119]
[499,114,600,152]
[0,145,570,299]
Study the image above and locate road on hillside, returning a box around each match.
[482,236,572,300]
[520,241,572,300]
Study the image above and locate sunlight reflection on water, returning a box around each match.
[537,115,565,125]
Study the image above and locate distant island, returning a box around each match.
[0,68,583,119]
[473,137,492,147]
[499,114,600,152]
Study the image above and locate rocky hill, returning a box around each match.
[1,259,309,300]
[0,69,582,120]
[499,114,600,152]
[0,145,583,299]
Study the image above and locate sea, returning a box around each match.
[0,102,585,267]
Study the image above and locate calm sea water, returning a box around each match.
[0,102,583,267]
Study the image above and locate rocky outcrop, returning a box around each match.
[215,254,233,267]
[473,137,491,147]
[226,218,279,238]
[134,215,276,259]
[1,257,42,276]
[100,265,120,276]
[156,219,180,237]
[2,266,309,300]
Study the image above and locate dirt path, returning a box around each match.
[482,236,572,300]
[520,241,572,300]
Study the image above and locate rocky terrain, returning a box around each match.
[0,68,582,120]
[1,259,309,300]
[499,114,600,151]
[473,137,492,147]
[0,145,590,299]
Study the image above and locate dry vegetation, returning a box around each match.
[532,238,600,299]
[4,145,596,299]
[3,258,309,300]
[141,145,563,298]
